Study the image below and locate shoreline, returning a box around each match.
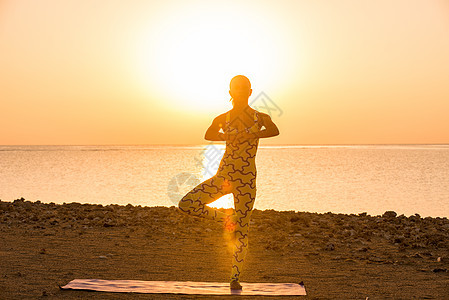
[1,198,448,299]
[1,198,447,219]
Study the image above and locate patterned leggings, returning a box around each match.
[178,173,256,282]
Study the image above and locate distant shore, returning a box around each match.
[1,198,448,299]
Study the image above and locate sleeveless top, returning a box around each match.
[216,110,262,181]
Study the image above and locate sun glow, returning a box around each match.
[133,2,292,114]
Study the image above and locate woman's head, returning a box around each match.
[229,75,252,106]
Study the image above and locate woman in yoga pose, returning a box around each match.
[178,75,279,290]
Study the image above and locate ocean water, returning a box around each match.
[0,145,448,218]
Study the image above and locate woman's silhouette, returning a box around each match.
[178,75,279,290]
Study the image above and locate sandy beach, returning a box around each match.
[1,198,448,299]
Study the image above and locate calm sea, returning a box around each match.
[1,145,448,218]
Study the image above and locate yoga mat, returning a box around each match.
[61,279,307,296]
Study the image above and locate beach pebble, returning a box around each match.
[290,216,300,222]
[325,243,335,251]
[432,268,447,273]
[48,218,59,225]
[410,253,424,259]
[409,214,421,222]
[103,220,115,227]
[382,211,397,218]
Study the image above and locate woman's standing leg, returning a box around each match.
[178,175,233,223]
[230,180,256,283]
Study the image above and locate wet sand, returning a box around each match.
[1,199,448,299]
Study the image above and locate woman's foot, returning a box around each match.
[230,280,242,290]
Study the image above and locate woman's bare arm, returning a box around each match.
[205,115,227,141]
[206,112,279,141]
[253,114,279,138]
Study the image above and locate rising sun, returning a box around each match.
[133,2,291,114]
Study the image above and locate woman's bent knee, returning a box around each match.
[178,197,192,212]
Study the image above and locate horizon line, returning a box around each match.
[1,143,448,147]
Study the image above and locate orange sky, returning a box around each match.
[1,0,448,145]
